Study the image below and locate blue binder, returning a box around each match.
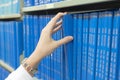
[29,15,34,54]
[87,12,98,80]
[102,11,113,80]
[23,16,27,57]
[72,14,78,80]
[0,22,1,59]
[1,22,4,61]
[76,14,83,80]
[95,12,104,80]
[26,15,31,57]
[63,14,73,80]
[81,13,89,80]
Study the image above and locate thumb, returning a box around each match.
[56,36,73,47]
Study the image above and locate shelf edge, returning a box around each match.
[0,60,14,72]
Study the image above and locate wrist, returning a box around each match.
[22,58,38,77]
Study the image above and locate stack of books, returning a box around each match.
[24,0,64,7]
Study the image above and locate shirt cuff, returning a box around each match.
[5,65,34,80]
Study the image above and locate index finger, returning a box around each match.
[52,12,67,22]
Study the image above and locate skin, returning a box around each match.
[25,12,73,76]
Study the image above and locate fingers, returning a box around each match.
[56,36,73,47]
[55,19,62,27]
[52,19,62,33]
[47,12,67,30]
[52,12,67,22]
[52,25,62,34]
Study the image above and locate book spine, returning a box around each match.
[26,0,34,7]
[34,0,39,6]
[82,13,89,80]
[95,12,102,80]
[63,14,73,80]
[87,12,98,80]
[77,14,83,80]
[39,0,44,5]
[103,11,113,80]
[73,14,78,80]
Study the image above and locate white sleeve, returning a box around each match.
[5,65,34,80]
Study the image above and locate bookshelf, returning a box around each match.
[22,0,120,14]
[0,14,22,20]
[0,60,14,73]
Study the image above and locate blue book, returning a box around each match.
[0,22,3,61]
[100,12,106,80]
[95,12,104,80]
[8,22,11,68]
[26,15,30,57]
[29,15,34,54]
[101,11,113,80]
[34,0,39,6]
[23,16,27,57]
[0,1,1,15]
[19,21,23,66]
[13,21,16,68]
[39,0,44,5]
[26,0,34,7]
[63,14,73,80]
[7,0,12,14]
[72,14,78,80]
[109,9,120,80]
[4,23,6,62]
[82,13,89,80]
[4,22,8,65]
[60,23,64,80]
[44,0,51,4]
[87,12,98,80]
[12,0,20,14]
[0,22,1,59]
[76,14,83,80]
[98,12,105,80]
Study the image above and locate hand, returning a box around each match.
[34,12,73,59]
[26,12,73,71]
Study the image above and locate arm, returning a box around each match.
[5,12,73,80]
